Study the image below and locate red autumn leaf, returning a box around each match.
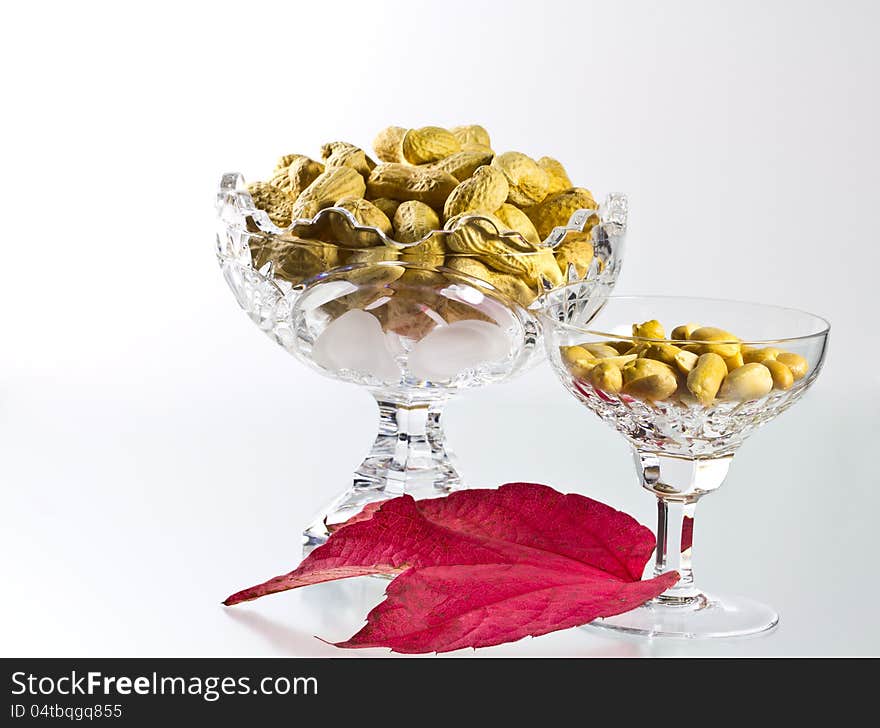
[682,515,694,552]
[223,483,678,653]
[224,482,659,605]
[338,564,678,653]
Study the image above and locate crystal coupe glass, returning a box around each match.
[539,293,830,638]
[216,173,626,546]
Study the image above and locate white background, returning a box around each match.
[2,0,878,657]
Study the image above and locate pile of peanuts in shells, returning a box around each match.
[561,320,810,406]
[245,124,599,307]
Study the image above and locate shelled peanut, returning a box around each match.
[242,124,601,303]
[560,320,810,405]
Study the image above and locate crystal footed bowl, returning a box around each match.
[538,293,830,638]
[216,173,626,547]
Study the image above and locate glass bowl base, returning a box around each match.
[301,475,465,554]
[586,592,779,639]
[301,482,404,553]
[301,396,466,554]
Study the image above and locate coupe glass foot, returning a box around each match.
[588,593,778,639]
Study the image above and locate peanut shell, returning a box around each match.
[372,126,407,163]
[263,236,340,284]
[246,181,294,228]
[553,228,595,277]
[526,188,598,240]
[367,163,458,208]
[332,197,392,242]
[402,126,460,164]
[393,201,441,245]
[431,149,495,181]
[537,156,573,195]
[291,166,366,220]
[443,166,510,219]
[323,144,375,178]
[492,151,550,207]
[371,198,401,220]
[495,203,541,246]
[449,125,491,149]
[271,156,324,198]
[446,256,535,308]
[444,213,538,281]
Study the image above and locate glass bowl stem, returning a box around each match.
[302,392,464,549]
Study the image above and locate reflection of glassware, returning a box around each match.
[216,174,627,547]
[539,294,830,638]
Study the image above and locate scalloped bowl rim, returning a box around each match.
[218,171,626,253]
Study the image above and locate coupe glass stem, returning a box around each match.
[653,498,699,602]
[633,449,733,605]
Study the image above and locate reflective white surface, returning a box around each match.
[1,363,877,656]
[2,0,878,656]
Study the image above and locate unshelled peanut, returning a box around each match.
[331,197,393,246]
[290,166,366,220]
[495,203,541,246]
[284,156,325,198]
[537,157,572,196]
[492,152,550,207]
[367,163,458,208]
[449,125,491,149]
[431,149,495,181]
[323,143,375,178]
[443,166,510,219]
[372,126,407,163]
[402,127,460,165]
[446,256,535,308]
[393,201,441,245]
[371,197,401,220]
[243,123,606,309]
[246,182,294,228]
[253,235,340,284]
[553,229,595,279]
[526,188,598,240]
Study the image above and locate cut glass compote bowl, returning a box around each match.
[539,293,830,638]
[216,173,626,547]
